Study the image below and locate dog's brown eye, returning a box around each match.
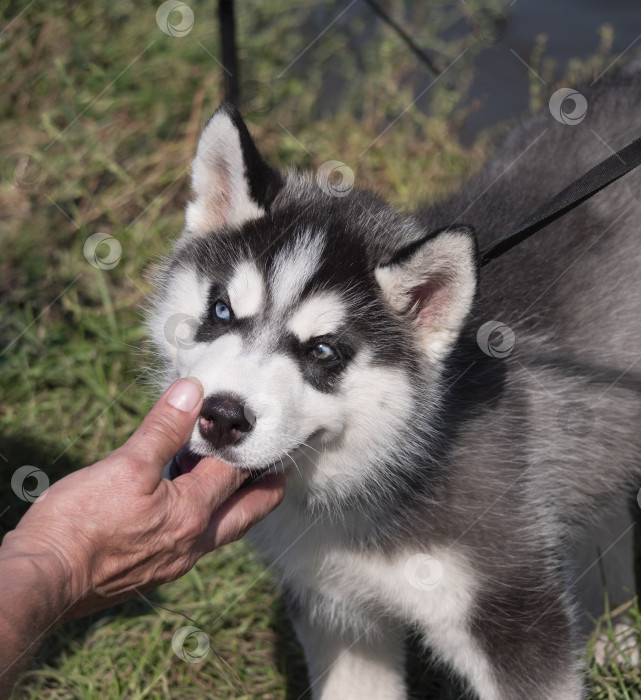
[309,342,339,362]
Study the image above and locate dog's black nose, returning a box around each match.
[198,394,254,449]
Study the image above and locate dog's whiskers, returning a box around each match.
[282,450,303,479]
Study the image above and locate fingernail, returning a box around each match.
[167,377,203,413]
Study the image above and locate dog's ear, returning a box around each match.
[184,104,283,236]
[375,226,479,363]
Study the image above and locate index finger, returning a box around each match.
[203,471,286,549]
[175,456,248,510]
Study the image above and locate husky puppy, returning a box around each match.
[149,68,641,699]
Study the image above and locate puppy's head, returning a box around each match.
[149,105,478,488]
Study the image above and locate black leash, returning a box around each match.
[362,0,440,77]
[479,136,641,267]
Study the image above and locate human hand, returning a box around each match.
[0,377,285,623]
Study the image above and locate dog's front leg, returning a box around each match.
[293,615,407,700]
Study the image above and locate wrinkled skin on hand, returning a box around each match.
[0,378,285,621]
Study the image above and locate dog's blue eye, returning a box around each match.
[214,300,231,321]
[309,342,339,362]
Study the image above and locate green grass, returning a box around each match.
[586,597,641,699]
[1,0,640,697]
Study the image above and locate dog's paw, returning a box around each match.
[592,619,640,667]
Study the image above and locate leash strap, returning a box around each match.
[479,136,641,267]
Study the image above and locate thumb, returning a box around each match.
[118,378,204,489]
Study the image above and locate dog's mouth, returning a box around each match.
[165,445,278,480]
[164,446,200,479]
[175,446,201,474]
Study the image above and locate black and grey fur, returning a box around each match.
[149,68,641,699]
